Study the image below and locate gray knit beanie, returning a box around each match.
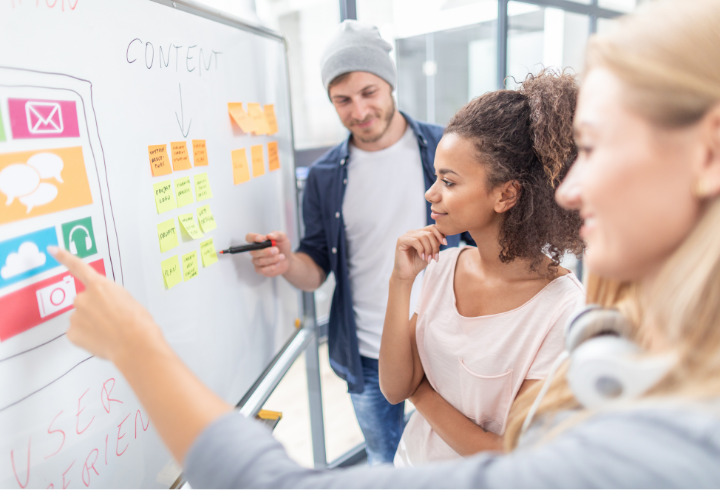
[320,20,397,91]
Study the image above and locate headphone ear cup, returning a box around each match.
[85,234,92,251]
[69,240,77,254]
[567,336,674,410]
[565,306,632,352]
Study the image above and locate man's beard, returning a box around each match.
[354,100,396,144]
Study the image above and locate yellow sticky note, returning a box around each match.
[171,141,192,171]
[232,148,250,185]
[264,104,279,135]
[251,144,265,178]
[194,172,213,201]
[175,176,194,208]
[149,144,172,176]
[192,139,208,166]
[247,102,270,135]
[153,180,177,214]
[267,141,280,172]
[200,238,218,267]
[161,255,182,289]
[182,251,199,281]
[197,205,217,232]
[228,102,253,133]
[157,219,179,253]
[178,213,203,239]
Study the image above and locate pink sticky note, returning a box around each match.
[8,98,80,139]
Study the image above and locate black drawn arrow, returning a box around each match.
[175,83,192,138]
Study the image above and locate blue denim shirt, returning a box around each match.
[297,111,472,393]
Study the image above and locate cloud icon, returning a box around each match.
[1,241,47,279]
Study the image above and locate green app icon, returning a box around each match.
[62,217,97,258]
[0,106,6,142]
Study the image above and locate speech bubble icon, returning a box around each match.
[0,163,41,205]
[27,152,64,183]
[19,182,58,213]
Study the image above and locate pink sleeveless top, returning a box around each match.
[395,247,585,466]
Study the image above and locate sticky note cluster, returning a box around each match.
[149,140,209,177]
[231,141,280,185]
[228,102,279,136]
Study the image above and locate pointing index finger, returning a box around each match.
[48,246,99,287]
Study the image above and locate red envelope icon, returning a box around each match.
[25,101,63,134]
[8,98,80,139]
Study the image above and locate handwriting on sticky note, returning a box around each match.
[153,180,177,214]
[194,172,213,201]
[231,148,250,185]
[197,205,217,232]
[247,103,270,135]
[200,238,218,267]
[178,213,203,239]
[182,251,199,281]
[149,144,172,176]
[157,219,180,253]
[251,144,265,178]
[228,102,253,133]
[171,141,192,171]
[192,139,208,166]
[267,141,280,171]
[161,255,182,289]
[264,104,279,135]
[175,176,194,208]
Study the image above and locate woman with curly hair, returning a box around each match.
[379,69,585,465]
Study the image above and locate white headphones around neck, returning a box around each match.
[521,305,675,434]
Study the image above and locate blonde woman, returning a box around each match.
[51,0,720,487]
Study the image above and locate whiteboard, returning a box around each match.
[0,0,300,489]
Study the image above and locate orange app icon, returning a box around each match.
[0,146,93,224]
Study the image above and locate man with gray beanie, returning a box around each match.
[246,20,472,465]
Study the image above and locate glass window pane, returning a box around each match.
[255,0,345,150]
[599,0,640,13]
[507,2,589,88]
[358,0,498,125]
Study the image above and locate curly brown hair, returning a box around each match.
[445,69,584,275]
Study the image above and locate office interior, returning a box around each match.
[183,0,651,470]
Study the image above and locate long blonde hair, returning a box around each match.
[504,0,720,450]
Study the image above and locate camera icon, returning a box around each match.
[36,275,76,318]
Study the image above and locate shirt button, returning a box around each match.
[343,178,348,185]
[331,247,337,254]
[340,158,346,166]
[335,212,340,218]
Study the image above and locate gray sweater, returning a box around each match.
[184,405,720,488]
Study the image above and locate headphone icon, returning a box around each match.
[68,225,92,255]
[522,305,675,434]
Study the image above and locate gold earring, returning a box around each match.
[693,179,710,199]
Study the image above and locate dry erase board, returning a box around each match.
[0,0,300,488]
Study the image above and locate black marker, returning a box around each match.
[218,240,276,254]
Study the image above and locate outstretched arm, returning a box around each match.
[50,247,232,464]
[379,225,446,404]
[410,378,541,456]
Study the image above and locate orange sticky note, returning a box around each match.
[264,104,279,135]
[228,102,253,133]
[171,141,192,171]
[247,103,270,135]
[267,141,280,172]
[231,148,250,185]
[250,144,265,178]
[192,139,208,166]
[149,144,172,176]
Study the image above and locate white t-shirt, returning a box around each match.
[343,126,426,359]
[395,247,585,466]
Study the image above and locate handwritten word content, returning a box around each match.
[126,39,222,76]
